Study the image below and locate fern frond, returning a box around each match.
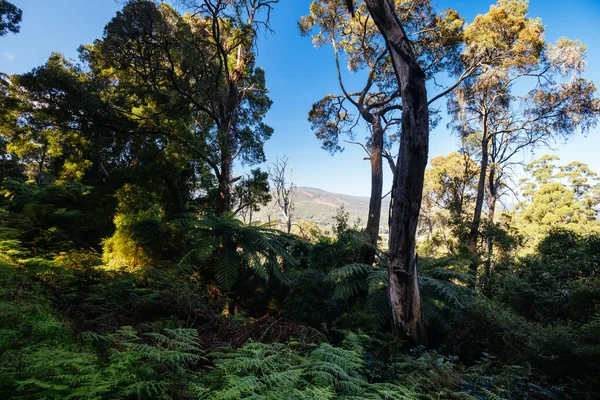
[327,263,371,299]
[365,290,391,327]
[420,276,475,308]
[423,266,475,287]
[366,269,388,294]
[215,250,242,290]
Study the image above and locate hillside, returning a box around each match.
[254,187,390,234]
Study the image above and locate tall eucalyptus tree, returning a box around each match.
[449,0,600,275]
[301,0,464,265]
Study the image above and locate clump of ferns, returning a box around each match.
[394,349,536,399]
[176,212,300,292]
[79,326,205,398]
[8,326,205,399]
[326,254,477,329]
[192,334,420,399]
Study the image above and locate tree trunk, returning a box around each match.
[484,197,496,279]
[483,166,498,287]
[361,119,384,265]
[364,0,427,344]
[217,155,232,215]
[165,176,187,215]
[469,137,489,276]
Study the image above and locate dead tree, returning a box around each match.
[270,157,295,233]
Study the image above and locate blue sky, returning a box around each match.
[1,0,599,196]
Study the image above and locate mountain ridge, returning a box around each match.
[253,186,390,234]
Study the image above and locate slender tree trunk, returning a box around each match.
[484,197,496,276]
[165,174,188,214]
[484,166,498,287]
[37,145,47,185]
[469,137,489,275]
[217,156,232,215]
[361,119,384,264]
[364,0,427,344]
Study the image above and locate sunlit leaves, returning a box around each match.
[517,156,600,249]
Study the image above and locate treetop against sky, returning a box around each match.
[1,0,599,196]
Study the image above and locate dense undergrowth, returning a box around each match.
[1,0,599,397]
[0,181,598,399]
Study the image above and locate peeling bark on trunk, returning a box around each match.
[364,0,427,344]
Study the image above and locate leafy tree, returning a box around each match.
[516,156,600,247]
[0,50,206,221]
[0,0,21,36]
[449,0,600,273]
[86,0,275,215]
[419,151,479,256]
[102,184,178,271]
[180,213,297,296]
[342,0,438,343]
[233,168,271,223]
[291,220,324,243]
[0,55,94,185]
[332,205,351,237]
[300,0,464,262]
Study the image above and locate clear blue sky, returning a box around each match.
[2,0,599,196]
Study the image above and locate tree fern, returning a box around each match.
[178,213,298,291]
[327,263,372,299]
[0,179,38,210]
[326,255,478,329]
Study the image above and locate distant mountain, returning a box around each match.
[253,187,390,234]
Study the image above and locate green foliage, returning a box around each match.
[419,152,479,257]
[309,228,365,273]
[102,184,177,271]
[194,339,418,399]
[0,255,207,399]
[83,0,275,213]
[1,1,599,399]
[320,252,477,331]
[181,213,298,291]
[232,168,272,220]
[517,156,600,250]
[0,179,103,251]
[492,229,600,325]
[284,268,342,328]
[445,297,599,398]
[331,205,351,237]
[4,325,205,399]
[0,0,22,36]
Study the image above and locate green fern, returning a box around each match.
[178,213,298,291]
[0,180,38,210]
[326,256,478,329]
[195,339,419,400]
[327,263,372,299]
